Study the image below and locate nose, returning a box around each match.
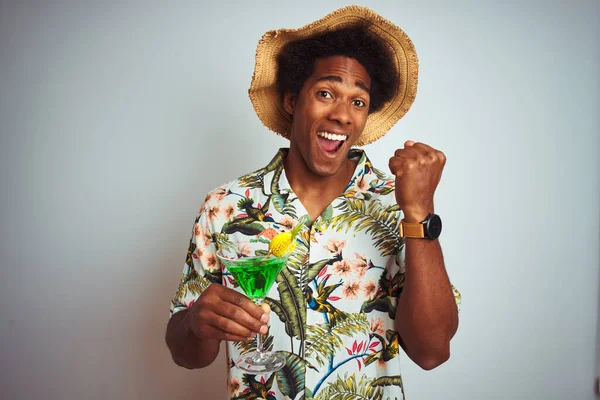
[328,101,352,126]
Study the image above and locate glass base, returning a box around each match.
[236,351,286,374]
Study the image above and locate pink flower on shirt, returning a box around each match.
[237,242,253,257]
[325,238,346,254]
[353,255,370,278]
[370,317,385,336]
[362,279,378,299]
[356,174,369,192]
[228,376,242,397]
[214,187,229,201]
[341,280,360,300]
[332,259,353,278]
[206,187,229,203]
[222,204,235,220]
[207,205,221,222]
[203,252,219,271]
[195,226,213,247]
[278,215,296,231]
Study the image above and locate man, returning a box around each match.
[166,6,461,399]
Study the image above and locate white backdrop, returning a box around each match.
[1,1,599,399]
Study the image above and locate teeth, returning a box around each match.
[317,132,347,141]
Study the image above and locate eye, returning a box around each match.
[353,99,367,107]
[317,90,333,99]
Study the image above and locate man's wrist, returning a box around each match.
[402,207,434,223]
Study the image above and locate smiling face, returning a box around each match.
[283,56,371,179]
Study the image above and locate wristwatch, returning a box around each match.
[400,214,442,239]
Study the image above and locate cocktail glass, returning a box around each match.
[216,247,288,373]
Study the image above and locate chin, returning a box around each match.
[309,161,343,178]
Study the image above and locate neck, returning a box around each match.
[283,145,356,219]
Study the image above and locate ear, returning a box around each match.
[283,91,296,116]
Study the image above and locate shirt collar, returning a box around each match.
[262,148,379,200]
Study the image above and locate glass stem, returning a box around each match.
[254,297,265,354]
[256,331,264,354]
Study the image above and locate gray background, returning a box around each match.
[1,0,599,399]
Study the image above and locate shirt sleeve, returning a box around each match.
[452,284,462,314]
[169,205,222,317]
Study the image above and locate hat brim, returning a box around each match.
[248,5,419,146]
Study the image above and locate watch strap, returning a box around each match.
[400,220,425,238]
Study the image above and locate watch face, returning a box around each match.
[425,214,442,239]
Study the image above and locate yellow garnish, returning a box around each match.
[269,231,297,257]
[268,218,306,257]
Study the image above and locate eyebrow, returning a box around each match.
[317,75,370,93]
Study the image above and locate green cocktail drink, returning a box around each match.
[216,249,289,374]
[226,257,285,300]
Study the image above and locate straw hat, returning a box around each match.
[248,5,418,146]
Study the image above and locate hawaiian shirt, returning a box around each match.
[170,148,461,400]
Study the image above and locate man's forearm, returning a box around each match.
[165,309,221,369]
[395,238,458,370]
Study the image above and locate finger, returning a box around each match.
[218,287,267,321]
[388,157,404,176]
[201,323,255,342]
[411,142,435,151]
[208,312,267,338]
[436,150,447,164]
[409,142,439,163]
[260,302,271,314]
[214,302,267,333]
[404,140,416,147]
[413,142,441,157]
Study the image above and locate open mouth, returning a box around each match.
[317,132,347,155]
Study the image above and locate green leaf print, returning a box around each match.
[285,234,335,294]
[274,351,306,399]
[181,271,211,296]
[238,151,285,189]
[285,234,310,292]
[372,166,391,181]
[305,324,340,367]
[270,162,284,194]
[315,373,384,400]
[268,268,307,345]
[305,313,369,367]
[271,193,289,215]
[269,161,297,218]
[233,327,274,355]
[327,198,401,257]
[304,258,334,289]
[372,376,401,385]
[385,204,401,213]
[254,249,269,257]
[320,204,333,222]
[171,271,213,310]
[284,219,343,294]
[237,171,263,189]
[371,375,404,397]
[214,233,234,251]
[282,197,299,219]
[332,312,370,336]
[377,186,394,196]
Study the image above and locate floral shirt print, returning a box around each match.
[170,148,461,400]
